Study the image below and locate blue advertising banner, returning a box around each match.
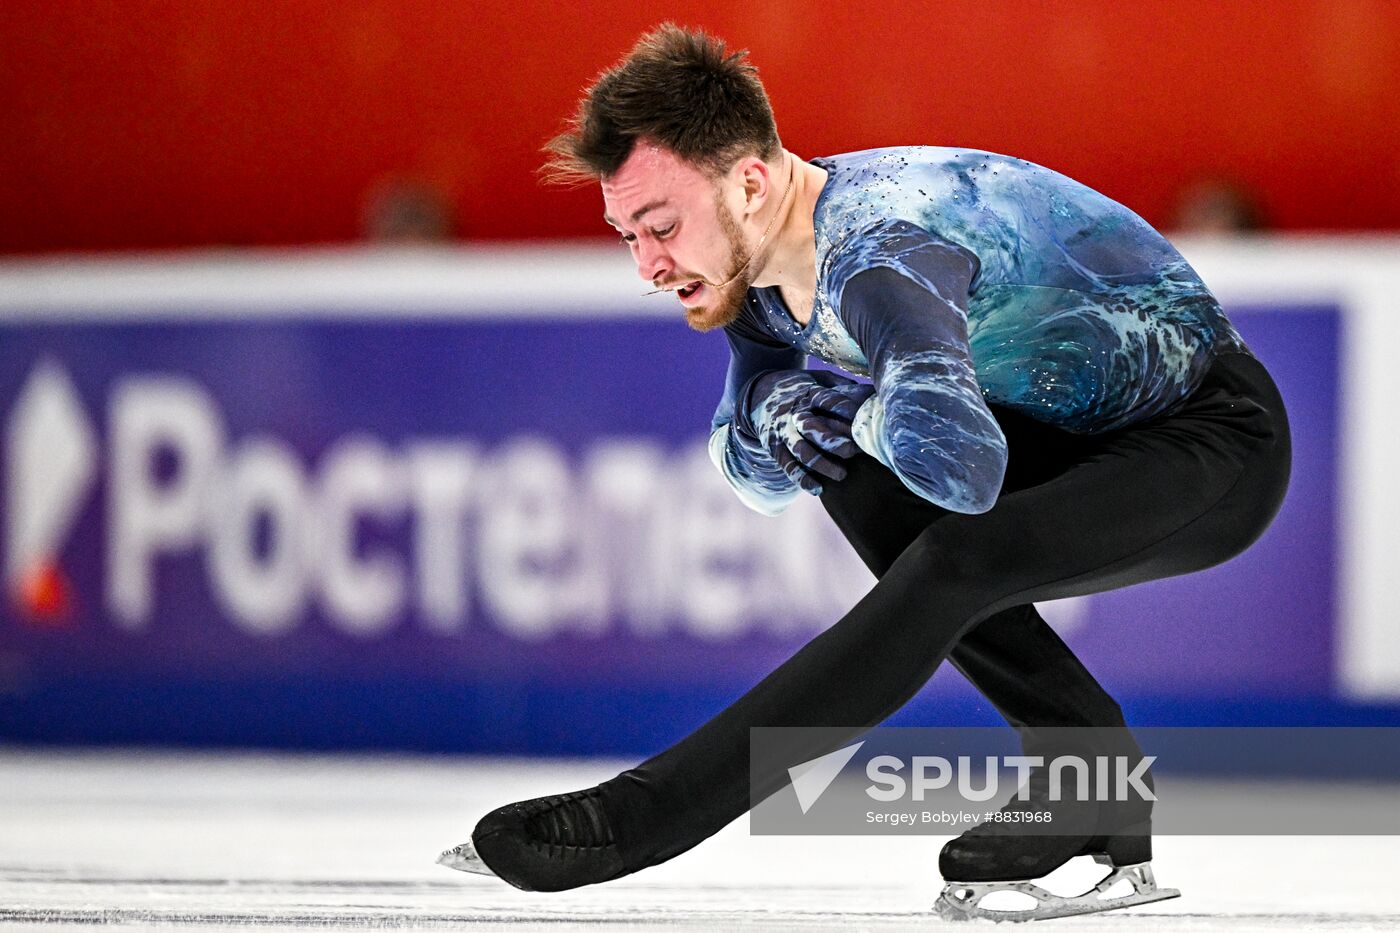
[0,302,1356,753]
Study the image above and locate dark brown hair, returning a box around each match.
[542,23,781,185]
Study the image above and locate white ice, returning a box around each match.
[1,750,1397,931]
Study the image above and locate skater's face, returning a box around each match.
[602,143,771,332]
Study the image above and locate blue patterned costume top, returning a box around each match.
[709,146,1249,516]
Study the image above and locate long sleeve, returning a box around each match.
[830,220,1008,513]
[708,324,807,516]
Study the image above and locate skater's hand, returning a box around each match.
[732,370,875,494]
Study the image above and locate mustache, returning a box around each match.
[642,274,720,297]
[644,259,754,296]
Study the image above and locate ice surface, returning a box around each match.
[1,750,1397,931]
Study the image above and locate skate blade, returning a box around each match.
[436,838,498,878]
[933,860,1180,922]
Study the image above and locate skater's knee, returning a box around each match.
[907,514,1006,588]
[819,452,896,519]
[823,451,890,493]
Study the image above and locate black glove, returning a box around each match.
[729,370,875,495]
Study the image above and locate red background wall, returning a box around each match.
[3,1,1398,253]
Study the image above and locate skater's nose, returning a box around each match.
[635,238,672,284]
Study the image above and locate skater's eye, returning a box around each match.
[618,225,673,245]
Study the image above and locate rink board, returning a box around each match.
[0,246,1389,756]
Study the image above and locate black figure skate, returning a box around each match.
[933,760,1179,922]
[437,787,625,892]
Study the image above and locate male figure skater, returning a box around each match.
[439,25,1291,920]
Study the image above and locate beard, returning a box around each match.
[683,196,755,333]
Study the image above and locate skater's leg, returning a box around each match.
[820,428,1131,737]
[470,352,1290,891]
[595,351,1289,874]
[821,440,1144,837]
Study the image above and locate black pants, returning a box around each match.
[599,350,1292,874]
